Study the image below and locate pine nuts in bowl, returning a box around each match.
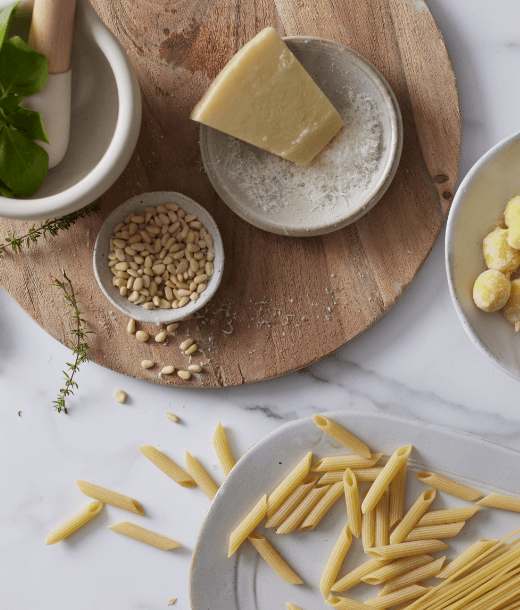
[93,192,224,324]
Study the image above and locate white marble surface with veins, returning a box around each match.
[2,0,520,608]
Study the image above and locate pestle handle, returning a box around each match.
[28,0,77,74]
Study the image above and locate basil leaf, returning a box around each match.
[0,2,19,53]
[0,180,13,197]
[8,106,49,143]
[0,36,48,96]
[0,95,22,112]
[0,125,48,196]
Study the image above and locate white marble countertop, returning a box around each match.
[2,1,520,608]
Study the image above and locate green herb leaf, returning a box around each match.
[0,95,21,112]
[8,106,49,143]
[0,184,13,197]
[0,36,48,96]
[0,124,48,196]
[0,2,19,54]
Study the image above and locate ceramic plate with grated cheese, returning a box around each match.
[199,38,403,237]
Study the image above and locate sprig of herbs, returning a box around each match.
[0,203,100,258]
[52,273,93,414]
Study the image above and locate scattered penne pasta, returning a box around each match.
[436,539,498,579]
[362,555,434,585]
[108,522,181,550]
[362,487,376,550]
[313,415,371,459]
[267,452,312,517]
[380,556,445,593]
[247,534,303,584]
[390,489,437,544]
[365,584,433,608]
[326,597,369,609]
[375,488,390,547]
[332,558,392,592]
[45,501,104,545]
[318,468,384,486]
[76,480,144,515]
[212,422,235,476]
[185,451,219,500]
[320,523,353,598]
[277,485,330,534]
[414,472,482,501]
[417,506,480,526]
[343,469,362,538]
[299,481,344,531]
[265,475,319,528]
[228,494,267,556]
[476,494,520,513]
[404,521,466,542]
[389,462,407,531]
[312,454,383,471]
[167,598,177,606]
[138,445,196,488]
[286,604,304,610]
[365,539,448,561]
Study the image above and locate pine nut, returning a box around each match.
[193,252,204,260]
[120,286,128,296]
[207,251,214,262]
[113,238,126,249]
[114,389,127,403]
[142,302,154,310]
[190,221,202,229]
[136,330,149,342]
[159,299,172,309]
[165,202,179,212]
[180,338,194,351]
[161,365,175,375]
[190,292,199,302]
[140,231,152,243]
[187,243,200,252]
[177,289,190,297]
[185,343,198,354]
[113,223,124,233]
[177,370,191,380]
[127,291,139,302]
[141,360,154,368]
[108,260,119,268]
[155,331,167,342]
[179,296,190,307]
[128,262,139,271]
[194,274,208,284]
[115,262,129,271]
[156,205,167,214]
[190,258,199,272]
[167,323,180,332]
[128,234,142,244]
[116,271,130,279]
[165,412,179,422]
[204,234,213,246]
[188,364,202,372]
[164,286,173,301]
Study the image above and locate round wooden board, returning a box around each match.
[0,0,460,388]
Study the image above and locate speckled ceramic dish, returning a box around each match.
[199,37,403,237]
[190,410,520,609]
[446,130,520,381]
[93,192,224,325]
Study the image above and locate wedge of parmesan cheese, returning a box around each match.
[190,27,343,166]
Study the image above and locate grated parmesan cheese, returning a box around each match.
[221,91,382,215]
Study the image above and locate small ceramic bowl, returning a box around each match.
[199,37,403,237]
[0,0,141,221]
[93,192,224,324]
[446,130,520,381]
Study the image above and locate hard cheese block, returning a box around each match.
[190,27,343,166]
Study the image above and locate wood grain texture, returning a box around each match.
[0,0,461,388]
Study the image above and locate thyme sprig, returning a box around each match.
[52,273,93,414]
[0,203,100,259]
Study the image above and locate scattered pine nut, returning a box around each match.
[168,599,177,606]
[114,389,127,403]
[166,413,179,423]
[127,318,136,334]
[177,370,191,380]
[167,323,179,332]
[161,365,175,375]
[155,331,167,343]
[141,360,155,369]
[185,343,198,355]
[180,338,194,351]
[136,330,149,342]
[188,364,202,372]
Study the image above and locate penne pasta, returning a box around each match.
[212,422,235,476]
[375,488,390,547]
[248,534,303,584]
[320,523,353,598]
[277,485,330,534]
[332,558,392,592]
[299,481,344,532]
[389,462,407,531]
[365,539,448,561]
[76,480,144,515]
[343,470,362,538]
[108,521,181,550]
[362,555,434,585]
[45,500,104,545]
[185,451,219,500]
[362,487,376,550]
[381,556,445,593]
[286,605,304,610]
[362,446,413,514]
[326,597,369,610]
[265,475,319,528]
[318,468,384,486]
[414,472,482,501]
[312,454,383,471]
[228,494,267,557]
[365,584,432,608]
[404,521,465,542]
[390,489,437,545]
[437,539,499,579]
[138,445,196,488]
[417,506,480,526]
[267,452,312,517]
[313,415,371,459]
[477,494,520,513]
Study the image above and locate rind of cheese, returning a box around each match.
[190,27,343,166]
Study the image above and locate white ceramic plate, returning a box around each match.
[446,130,520,381]
[190,410,520,610]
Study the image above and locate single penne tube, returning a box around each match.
[228,494,267,556]
[320,523,353,598]
[267,452,312,517]
[265,475,319,528]
[212,422,235,476]
[417,506,480,526]
[312,454,383,471]
[76,480,144,515]
[437,539,499,579]
[277,486,330,534]
[414,472,482,501]
[248,534,303,584]
[45,501,104,545]
[108,521,181,550]
[343,470,362,538]
[404,521,465,542]
[286,604,304,610]
[381,556,445,593]
[389,462,407,531]
[332,558,392,592]
[390,489,437,545]
[365,539,448,561]
[362,555,434,585]
[313,415,371,459]
[299,481,344,532]
[365,584,432,608]
[318,468,384,486]
[138,445,196,488]
[185,451,219,500]
[362,487,376,550]
[477,494,520,513]
[362,446,413,514]
[326,596,369,610]
[375,488,390,547]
